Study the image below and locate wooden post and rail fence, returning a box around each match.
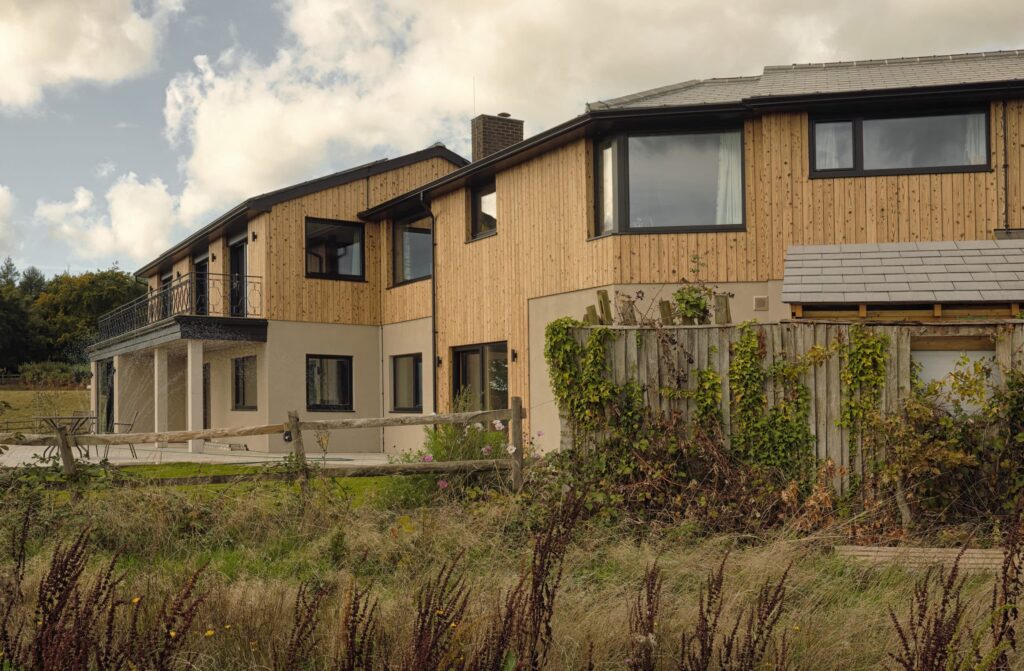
[0,399,527,491]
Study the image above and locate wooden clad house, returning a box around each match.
[90,49,1024,454]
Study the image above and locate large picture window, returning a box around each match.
[306,355,353,412]
[452,342,508,411]
[232,355,257,410]
[305,218,364,280]
[810,111,988,177]
[393,217,432,284]
[596,130,744,234]
[392,353,423,412]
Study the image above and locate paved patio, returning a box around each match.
[0,442,390,468]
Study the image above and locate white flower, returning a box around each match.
[492,419,505,431]
[506,444,517,455]
[473,422,484,430]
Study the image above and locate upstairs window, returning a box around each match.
[305,218,364,280]
[393,217,432,284]
[471,180,497,239]
[595,130,744,234]
[811,111,988,177]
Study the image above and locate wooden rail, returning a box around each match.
[0,402,527,491]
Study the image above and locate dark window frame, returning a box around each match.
[304,218,366,281]
[470,179,498,241]
[391,216,433,287]
[231,355,257,411]
[305,354,354,412]
[592,127,747,237]
[808,108,991,179]
[391,353,423,413]
[451,341,508,411]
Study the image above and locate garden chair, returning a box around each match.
[71,410,97,458]
[104,410,139,460]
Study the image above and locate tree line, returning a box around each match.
[0,256,145,374]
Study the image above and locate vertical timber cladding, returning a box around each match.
[263,157,458,325]
[433,139,616,413]
[614,101,1024,285]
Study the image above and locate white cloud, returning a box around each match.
[95,161,117,179]
[34,174,177,262]
[162,0,1024,228]
[0,0,183,111]
[0,185,13,246]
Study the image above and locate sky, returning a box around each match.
[2,0,1024,276]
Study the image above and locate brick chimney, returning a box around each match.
[471,113,524,161]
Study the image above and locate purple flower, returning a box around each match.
[492,419,505,431]
[422,454,434,462]
[481,446,492,456]
[437,479,449,490]
[535,430,544,437]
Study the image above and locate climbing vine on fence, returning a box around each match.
[839,325,889,462]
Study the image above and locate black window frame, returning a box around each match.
[304,218,366,281]
[305,354,354,412]
[593,128,747,237]
[470,179,498,241]
[391,353,423,413]
[231,355,257,411]
[452,341,508,411]
[392,216,433,286]
[808,108,991,179]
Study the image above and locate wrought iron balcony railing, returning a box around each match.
[97,272,263,342]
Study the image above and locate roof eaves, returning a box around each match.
[587,79,701,111]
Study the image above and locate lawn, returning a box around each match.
[0,388,89,427]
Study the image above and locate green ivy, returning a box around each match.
[839,325,889,456]
[544,317,617,435]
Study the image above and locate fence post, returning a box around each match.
[511,397,524,492]
[287,410,308,488]
[55,426,76,478]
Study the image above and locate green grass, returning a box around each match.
[0,388,89,426]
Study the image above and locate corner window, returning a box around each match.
[452,342,507,411]
[810,111,988,177]
[232,355,257,410]
[595,130,744,234]
[471,180,497,239]
[306,355,353,412]
[305,218,364,280]
[393,217,432,284]
[392,353,423,412]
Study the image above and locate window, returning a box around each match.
[305,219,364,280]
[595,130,744,234]
[471,180,497,239]
[392,354,423,412]
[452,342,507,411]
[393,217,432,284]
[232,355,257,410]
[810,111,988,177]
[306,355,353,412]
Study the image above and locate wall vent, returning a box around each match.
[753,296,770,312]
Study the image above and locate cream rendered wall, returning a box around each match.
[167,351,187,431]
[114,351,155,433]
[203,343,271,451]
[527,280,788,453]
[381,317,434,455]
[263,320,382,453]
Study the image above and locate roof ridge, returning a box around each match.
[764,48,1024,72]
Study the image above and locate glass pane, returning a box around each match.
[456,350,483,411]
[627,131,743,229]
[863,113,987,170]
[814,121,854,170]
[235,356,256,408]
[475,186,497,234]
[393,355,421,410]
[484,343,508,410]
[306,220,363,277]
[599,143,616,234]
[394,218,432,283]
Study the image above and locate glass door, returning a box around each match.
[229,240,247,317]
[194,259,209,316]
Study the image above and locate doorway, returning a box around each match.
[202,363,211,430]
[229,240,247,317]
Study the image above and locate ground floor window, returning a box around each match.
[392,353,423,412]
[452,342,508,411]
[307,354,353,411]
[232,355,257,410]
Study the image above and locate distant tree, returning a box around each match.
[0,257,19,290]
[18,266,47,300]
[30,267,146,363]
[0,282,32,371]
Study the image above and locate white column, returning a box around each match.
[153,347,169,448]
[89,360,99,418]
[186,340,204,453]
[112,355,122,426]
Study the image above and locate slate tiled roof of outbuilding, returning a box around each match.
[781,240,1024,305]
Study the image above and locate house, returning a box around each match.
[89,49,1024,454]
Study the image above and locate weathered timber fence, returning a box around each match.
[0,400,527,491]
[570,320,1024,487]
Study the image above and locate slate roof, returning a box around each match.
[589,49,1024,111]
[781,240,1024,305]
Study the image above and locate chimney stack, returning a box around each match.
[471,112,524,161]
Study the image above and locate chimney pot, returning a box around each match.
[471,113,524,161]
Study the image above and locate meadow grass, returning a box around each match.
[0,388,89,425]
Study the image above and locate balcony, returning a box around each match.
[97,272,264,343]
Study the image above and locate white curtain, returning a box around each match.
[715,131,742,227]
[965,113,987,165]
[816,126,841,169]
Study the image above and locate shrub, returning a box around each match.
[19,361,90,387]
